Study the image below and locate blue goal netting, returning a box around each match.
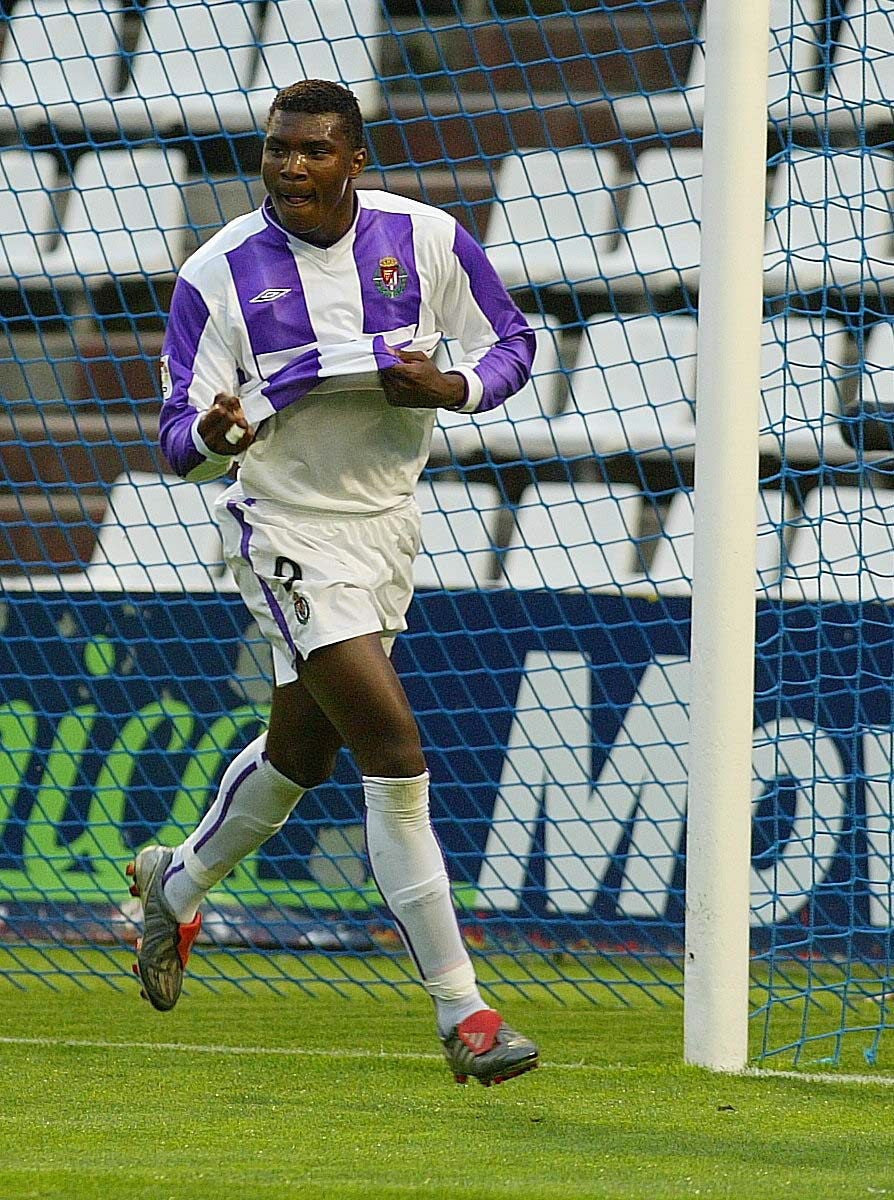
[0,0,892,1067]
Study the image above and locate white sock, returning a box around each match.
[163,734,305,922]
[363,772,486,1037]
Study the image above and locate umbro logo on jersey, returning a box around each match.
[248,288,292,304]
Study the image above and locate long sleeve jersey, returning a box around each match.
[159,189,535,514]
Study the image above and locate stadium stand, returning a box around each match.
[556,313,698,457]
[232,0,382,127]
[72,471,231,592]
[646,487,795,596]
[0,0,124,134]
[759,314,852,462]
[0,149,58,283]
[482,148,621,289]
[782,0,894,131]
[0,0,882,586]
[412,479,503,589]
[499,480,645,591]
[58,0,262,135]
[609,0,824,135]
[431,312,566,462]
[764,148,894,295]
[858,317,894,411]
[782,484,894,602]
[38,148,189,284]
[597,147,704,295]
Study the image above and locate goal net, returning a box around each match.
[0,0,891,1069]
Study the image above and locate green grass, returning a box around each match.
[1,949,894,1199]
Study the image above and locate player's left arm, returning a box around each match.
[382,221,535,414]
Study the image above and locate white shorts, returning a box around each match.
[216,483,421,685]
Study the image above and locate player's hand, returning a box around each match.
[197,393,255,454]
[380,349,466,410]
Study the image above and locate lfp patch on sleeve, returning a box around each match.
[159,354,172,399]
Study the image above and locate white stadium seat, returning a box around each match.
[413,480,502,589]
[782,0,894,131]
[500,481,644,591]
[598,147,704,294]
[647,488,794,596]
[0,0,123,132]
[857,319,894,412]
[61,0,262,134]
[759,314,852,461]
[782,484,894,602]
[610,0,823,134]
[431,313,567,462]
[0,150,58,284]
[549,313,697,457]
[483,148,621,288]
[39,149,188,283]
[227,0,383,131]
[82,472,233,592]
[764,149,894,293]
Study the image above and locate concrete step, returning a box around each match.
[0,491,105,572]
[383,7,697,98]
[0,407,163,489]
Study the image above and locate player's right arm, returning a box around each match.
[158,274,254,481]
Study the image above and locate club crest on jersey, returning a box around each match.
[293,593,311,625]
[249,288,292,304]
[373,256,408,298]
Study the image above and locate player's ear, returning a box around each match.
[350,146,368,177]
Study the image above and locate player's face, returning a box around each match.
[262,110,367,247]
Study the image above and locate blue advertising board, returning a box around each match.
[0,591,891,945]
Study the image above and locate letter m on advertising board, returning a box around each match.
[476,651,690,917]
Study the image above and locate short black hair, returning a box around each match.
[268,80,364,150]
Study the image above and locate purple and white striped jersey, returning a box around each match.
[159,189,535,514]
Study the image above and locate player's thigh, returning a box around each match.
[267,677,344,789]
[299,633,425,779]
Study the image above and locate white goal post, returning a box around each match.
[684,0,773,1072]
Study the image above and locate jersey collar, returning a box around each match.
[261,194,361,257]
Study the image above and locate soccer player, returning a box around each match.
[128,79,539,1087]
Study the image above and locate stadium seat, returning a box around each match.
[82,472,233,591]
[413,480,502,589]
[598,147,704,294]
[856,318,894,413]
[499,481,644,591]
[646,488,794,596]
[781,484,894,602]
[764,149,894,294]
[431,313,567,462]
[610,0,823,135]
[759,314,852,462]
[39,149,189,284]
[0,0,124,132]
[0,150,58,284]
[781,0,894,131]
[61,0,262,134]
[548,313,697,458]
[208,0,383,131]
[483,148,621,288]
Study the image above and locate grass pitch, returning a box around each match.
[1,949,893,1200]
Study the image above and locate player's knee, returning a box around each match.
[354,730,425,779]
[267,743,337,791]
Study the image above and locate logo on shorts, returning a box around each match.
[249,288,292,304]
[293,593,311,625]
[373,256,408,299]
